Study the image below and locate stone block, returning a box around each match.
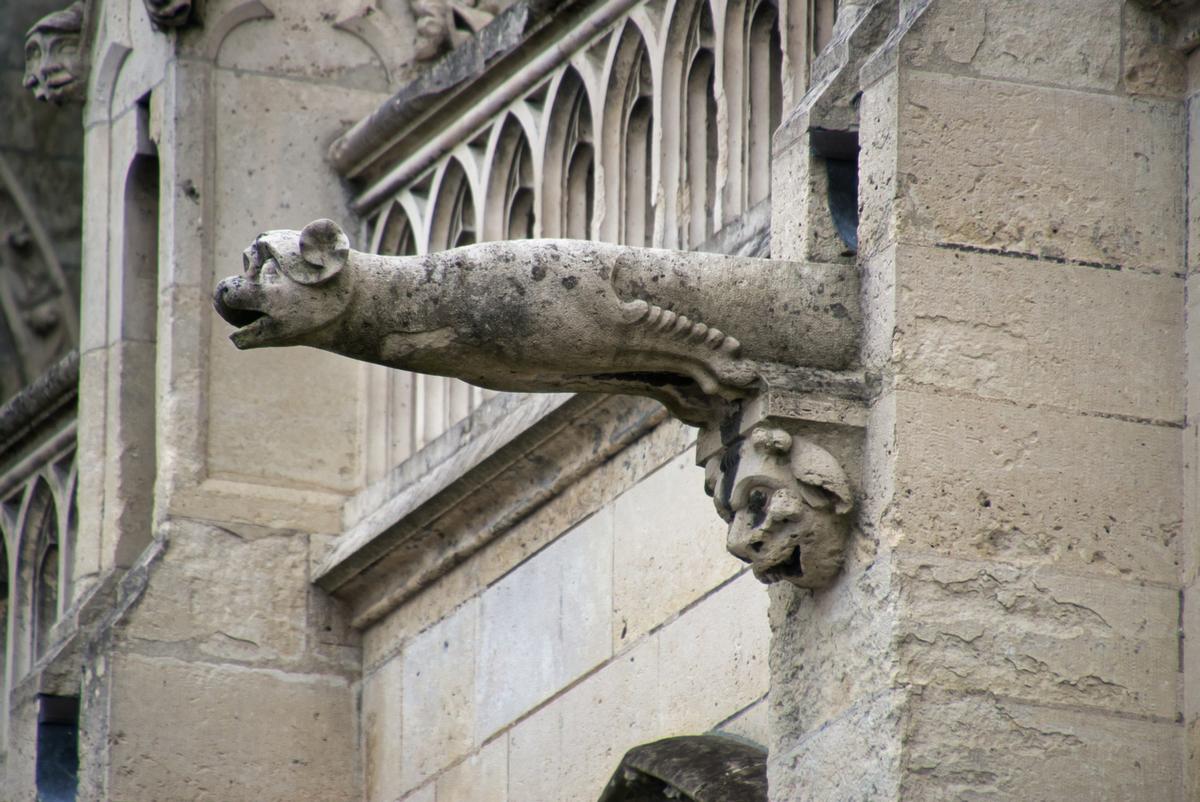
[123,519,310,664]
[363,655,404,802]
[436,735,507,802]
[890,390,1182,583]
[902,687,1184,800]
[768,689,905,802]
[896,553,1179,719]
[901,0,1121,91]
[401,599,478,792]
[657,572,770,734]
[107,655,357,802]
[508,637,661,802]
[716,698,768,748]
[895,243,1184,421]
[475,509,613,740]
[1191,106,1200,271]
[858,71,899,263]
[402,785,435,802]
[767,553,899,754]
[612,450,740,647]
[212,5,389,92]
[898,71,1185,273]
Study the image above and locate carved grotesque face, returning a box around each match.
[213,219,353,349]
[23,3,84,104]
[144,0,193,28]
[707,427,852,589]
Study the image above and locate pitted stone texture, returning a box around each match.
[901,0,1121,91]
[122,519,310,665]
[896,554,1179,720]
[475,509,613,740]
[899,71,1185,273]
[768,689,905,802]
[1122,0,1189,97]
[768,554,899,756]
[107,655,356,802]
[362,655,404,802]
[890,390,1182,583]
[213,221,861,425]
[901,688,1183,800]
[612,450,741,646]
[894,244,1184,421]
[400,599,478,792]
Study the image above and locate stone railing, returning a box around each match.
[0,351,77,744]
[331,0,835,482]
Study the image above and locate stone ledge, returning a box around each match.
[315,392,669,628]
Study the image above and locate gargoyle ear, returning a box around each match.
[791,440,854,515]
[293,218,349,285]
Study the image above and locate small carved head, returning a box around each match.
[707,427,853,589]
[143,0,194,29]
[23,2,85,104]
[213,219,352,349]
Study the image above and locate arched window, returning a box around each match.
[543,68,595,239]
[746,1,782,207]
[378,201,417,256]
[683,4,718,247]
[603,26,655,246]
[485,117,536,241]
[1,533,9,697]
[430,159,477,251]
[32,500,58,660]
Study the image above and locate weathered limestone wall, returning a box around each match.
[769,1,1189,799]
[359,419,770,802]
[50,2,392,800]
[1184,20,1200,802]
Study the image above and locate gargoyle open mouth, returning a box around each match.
[756,546,803,583]
[212,287,268,329]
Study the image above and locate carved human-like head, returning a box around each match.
[707,427,852,589]
[143,0,193,28]
[213,219,353,349]
[23,2,85,104]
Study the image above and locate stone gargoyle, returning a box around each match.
[707,426,852,588]
[23,2,85,104]
[213,219,861,586]
[212,219,858,425]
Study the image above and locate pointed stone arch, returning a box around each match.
[541,67,596,239]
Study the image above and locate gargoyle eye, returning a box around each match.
[747,488,770,528]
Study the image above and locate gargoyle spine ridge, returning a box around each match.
[621,299,742,356]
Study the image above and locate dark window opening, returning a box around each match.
[811,129,859,254]
[36,694,79,802]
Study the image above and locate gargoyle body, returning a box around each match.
[213,220,859,424]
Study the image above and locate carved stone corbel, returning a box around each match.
[23,2,86,104]
[213,220,864,588]
[143,0,196,30]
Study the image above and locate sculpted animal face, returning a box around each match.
[708,427,852,589]
[213,219,352,349]
[143,0,193,28]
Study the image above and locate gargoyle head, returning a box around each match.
[143,0,194,29]
[23,2,85,104]
[213,219,352,349]
[707,427,852,589]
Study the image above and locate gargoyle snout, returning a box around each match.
[212,277,265,329]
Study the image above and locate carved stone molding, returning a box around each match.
[22,2,86,104]
[214,220,864,588]
[143,0,195,29]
